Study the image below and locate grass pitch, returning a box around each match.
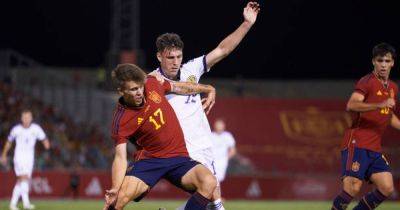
[0,199,399,210]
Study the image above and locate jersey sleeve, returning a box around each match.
[7,127,17,142]
[226,132,236,147]
[354,77,370,96]
[147,76,171,94]
[35,125,47,141]
[181,55,209,80]
[111,108,135,145]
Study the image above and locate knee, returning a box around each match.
[345,179,363,196]
[378,184,394,197]
[199,174,217,195]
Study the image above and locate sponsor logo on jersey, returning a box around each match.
[149,91,161,103]
[351,161,360,172]
[377,90,382,96]
[137,117,143,125]
[187,75,197,83]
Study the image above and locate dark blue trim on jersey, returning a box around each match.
[202,55,207,73]
[112,106,125,135]
[158,67,181,81]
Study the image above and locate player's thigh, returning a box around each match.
[370,172,394,196]
[116,176,150,207]
[181,164,217,192]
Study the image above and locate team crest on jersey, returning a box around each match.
[149,91,161,103]
[137,117,143,125]
[351,161,360,172]
[377,90,382,96]
[187,75,197,83]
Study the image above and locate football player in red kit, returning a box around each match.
[104,63,217,210]
[332,43,399,210]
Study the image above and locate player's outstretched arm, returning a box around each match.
[170,81,216,114]
[105,143,128,207]
[205,1,260,69]
[346,92,395,112]
[0,141,12,166]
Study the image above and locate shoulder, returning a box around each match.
[389,80,398,90]
[357,73,374,85]
[10,124,22,132]
[31,123,42,129]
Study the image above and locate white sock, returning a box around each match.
[207,199,225,210]
[10,182,21,206]
[20,180,31,207]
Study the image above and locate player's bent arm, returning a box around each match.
[390,114,400,130]
[228,147,237,159]
[346,92,384,112]
[170,81,215,95]
[111,143,128,191]
[205,2,260,69]
[42,139,50,150]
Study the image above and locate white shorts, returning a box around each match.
[13,160,33,177]
[189,147,216,176]
[214,160,228,182]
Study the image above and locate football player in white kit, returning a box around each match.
[152,2,259,209]
[1,110,50,210]
[210,119,236,184]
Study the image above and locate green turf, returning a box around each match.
[0,199,399,210]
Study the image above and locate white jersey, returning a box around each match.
[8,123,46,163]
[156,55,213,154]
[210,131,236,181]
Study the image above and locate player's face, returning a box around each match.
[373,53,394,79]
[21,112,33,127]
[157,48,183,79]
[214,120,226,133]
[119,81,145,106]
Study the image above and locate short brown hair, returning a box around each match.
[156,33,184,52]
[111,63,147,89]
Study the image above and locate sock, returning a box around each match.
[332,190,353,210]
[10,182,21,206]
[185,192,211,210]
[207,199,225,210]
[20,180,31,207]
[353,189,387,210]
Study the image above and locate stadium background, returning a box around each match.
[1,0,400,209]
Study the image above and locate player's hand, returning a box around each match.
[0,156,7,167]
[148,71,165,84]
[378,98,395,109]
[104,188,118,208]
[202,86,216,115]
[243,1,260,25]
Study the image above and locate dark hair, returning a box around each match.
[111,64,147,89]
[156,33,184,52]
[373,43,396,60]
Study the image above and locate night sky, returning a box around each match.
[1,0,400,79]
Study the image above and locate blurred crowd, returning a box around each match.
[0,78,113,171]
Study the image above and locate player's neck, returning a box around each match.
[373,71,389,83]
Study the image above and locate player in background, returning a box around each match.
[1,109,50,210]
[103,64,218,210]
[153,2,259,210]
[331,43,399,210]
[210,119,236,185]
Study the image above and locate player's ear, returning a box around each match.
[157,52,162,62]
[117,87,124,96]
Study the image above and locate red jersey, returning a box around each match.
[111,77,189,160]
[342,73,398,152]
